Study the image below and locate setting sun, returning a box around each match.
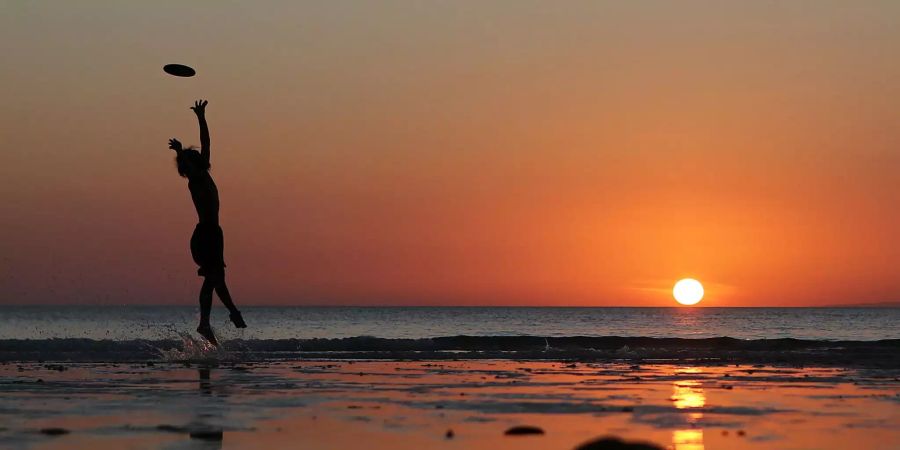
[673,279,704,306]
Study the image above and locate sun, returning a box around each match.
[673,278,704,305]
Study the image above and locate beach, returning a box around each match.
[2,307,899,448]
[3,358,898,449]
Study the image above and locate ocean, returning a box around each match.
[1,306,897,341]
[4,306,897,447]
[2,306,898,364]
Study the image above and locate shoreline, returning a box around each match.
[2,335,898,369]
[2,359,898,449]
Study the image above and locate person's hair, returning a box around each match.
[175,147,209,177]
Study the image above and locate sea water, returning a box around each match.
[1,306,896,341]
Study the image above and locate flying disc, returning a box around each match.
[163,64,196,77]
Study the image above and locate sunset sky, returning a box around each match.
[2,1,899,306]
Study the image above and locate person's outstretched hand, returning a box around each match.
[191,99,208,117]
[168,138,183,152]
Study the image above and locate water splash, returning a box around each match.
[155,329,229,362]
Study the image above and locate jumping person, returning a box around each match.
[168,100,246,345]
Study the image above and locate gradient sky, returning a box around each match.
[2,1,899,306]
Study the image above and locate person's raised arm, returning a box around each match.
[168,138,184,154]
[191,100,210,162]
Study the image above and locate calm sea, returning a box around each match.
[1,306,897,341]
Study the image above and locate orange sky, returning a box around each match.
[1,2,899,306]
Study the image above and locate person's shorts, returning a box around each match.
[190,223,226,277]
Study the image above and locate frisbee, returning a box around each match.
[163,64,196,77]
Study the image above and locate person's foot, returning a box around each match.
[230,311,247,328]
[196,324,219,346]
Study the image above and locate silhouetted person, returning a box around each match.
[169,100,246,345]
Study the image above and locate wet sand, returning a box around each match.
[1,360,898,449]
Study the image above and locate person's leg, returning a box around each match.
[198,277,216,327]
[214,277,239,315]
[214,275,247,328]
[196,276,220,345]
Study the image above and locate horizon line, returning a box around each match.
[2,303,899,308]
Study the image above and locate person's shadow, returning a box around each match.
[184,367,224,449]
[160,366,225,450]
[198,367,213,396]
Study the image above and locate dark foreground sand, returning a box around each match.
[1,360,898,449]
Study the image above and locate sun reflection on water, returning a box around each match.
[671,380,705,409]
[673,429,704,450]
[671,376,706,450]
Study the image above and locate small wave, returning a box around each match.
[1,335,898,367]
